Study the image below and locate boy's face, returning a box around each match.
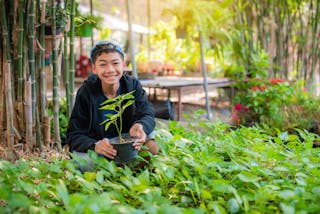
[92,52,125,87]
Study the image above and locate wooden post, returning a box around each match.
[126,0,138,79]
[199,29,212,120]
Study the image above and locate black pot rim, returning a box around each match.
[109,133,137,145]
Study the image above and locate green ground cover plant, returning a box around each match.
[1,112,320,213]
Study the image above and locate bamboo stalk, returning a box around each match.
[34,0,43,149]
[0,52,4,143]
[28,0,37,124]
[24,76,34,149]
[14,0,25,137]
[26,0,41,149]
[69,0,76,114]
[39,1,46,118]
[39,0,48,145]
[44,115,51,145]
[51,0,62,151]
[64,32,70,116]
[1,0,15,160]
[309,0,319,95]
[17,0,24,102]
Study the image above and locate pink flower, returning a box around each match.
[234,103,242,111]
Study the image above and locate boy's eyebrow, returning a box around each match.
[96,58,121,63]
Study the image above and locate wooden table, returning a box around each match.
[140,76,235,120]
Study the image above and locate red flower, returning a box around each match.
[269,78,284,84]
[251,85,267,91]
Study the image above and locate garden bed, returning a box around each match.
[1,116,319,213]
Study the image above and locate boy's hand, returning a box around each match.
[94,138,117,159]
[129,123,146,151]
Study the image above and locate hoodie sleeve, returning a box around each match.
[66,86,97,152]
[132,79,156,135]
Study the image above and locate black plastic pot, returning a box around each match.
[109,134,138,164]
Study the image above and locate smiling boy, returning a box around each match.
[66,40,159,162]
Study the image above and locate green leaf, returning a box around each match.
[227,198,240,213]
[279,131,288,141]
[96,171,104,184]
[280,203,295,214]
[279,190,296,199]
[122,91,135,100]
[212,180,233,193]
[237,172,260,182]
[56,180,69,206]
[84,172,96,182]
[122,99,134,111]
[8,192,31,208]
[104,120,114,131]
[209,201,227,214]
[312,186,320,195]
[99,103,117,111]
[100,96,120,106]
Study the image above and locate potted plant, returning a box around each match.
[99,91,137,164]
[75,13,103,37]
[44,2,69,53]
[45,3,69,35]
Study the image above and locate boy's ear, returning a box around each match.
[91,64,97,74]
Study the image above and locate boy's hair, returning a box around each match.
[89,40,124,63]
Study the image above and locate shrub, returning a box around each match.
[232,78,320,135]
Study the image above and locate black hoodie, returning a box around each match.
[66,74,155,152]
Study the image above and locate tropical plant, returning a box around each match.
[99,91,135,142]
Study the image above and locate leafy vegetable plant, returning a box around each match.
[99,91,135,143]
[1,111,320,213]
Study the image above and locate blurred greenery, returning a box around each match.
[232,78,320,135]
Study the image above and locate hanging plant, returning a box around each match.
[74,13,103,37]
